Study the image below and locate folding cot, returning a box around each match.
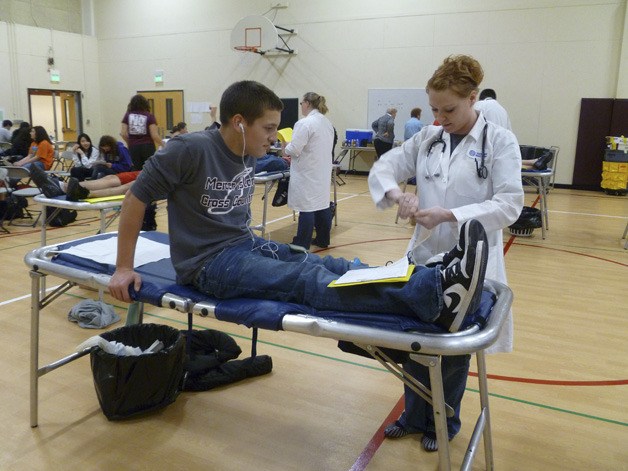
[24,232,512,471]
[33,171,293,241]
[34,194,123,245]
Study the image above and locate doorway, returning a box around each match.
[138,90,184,138]
[28,89,82,146]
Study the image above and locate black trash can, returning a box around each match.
[90,323,185,420]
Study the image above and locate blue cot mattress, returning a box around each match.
[50,232,496,334]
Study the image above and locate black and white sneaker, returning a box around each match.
[425,220,474,268]
[437,219,488,332]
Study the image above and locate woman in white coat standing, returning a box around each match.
[368,55,524,452]
[283,92,335,249]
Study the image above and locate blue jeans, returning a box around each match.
[194,235,442,319]
[398,354,470,439]
[255,154,289,173]
[24,161,45,172]
[293,207,332,249]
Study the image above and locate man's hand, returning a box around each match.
[109,268,142,303]
[413,206,455,229]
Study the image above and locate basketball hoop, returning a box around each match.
[234,45,261,55]
[231,15,296,56]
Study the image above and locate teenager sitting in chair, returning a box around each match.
[14,126,54,171]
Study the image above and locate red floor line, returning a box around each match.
[467,372,628,386]
[351,194,541,469]
[350,396,405,471]
[513,242,628,267]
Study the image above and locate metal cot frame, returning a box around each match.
[24,241,512,471]
[34,195,123,246]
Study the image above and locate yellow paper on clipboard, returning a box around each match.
[83,194,126,204]
[328,257,414,288]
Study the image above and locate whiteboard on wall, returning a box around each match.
[367,89,433,142]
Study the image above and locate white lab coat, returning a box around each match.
[369,114,524,353]
[474,98,512,131]
[284,109,334,212]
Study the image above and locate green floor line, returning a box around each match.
[467,388,628,428]
[61,295,626,429]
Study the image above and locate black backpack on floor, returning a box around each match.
[46,207,78,227]
[0,194,28,221]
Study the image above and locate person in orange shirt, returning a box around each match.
[14,126,55,171]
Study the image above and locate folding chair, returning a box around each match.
[3,166,42,227]
[0,168,10,233]
[521,146,559,239]
[59,150,75,172]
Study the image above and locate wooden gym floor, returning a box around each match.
[0,174,626,470]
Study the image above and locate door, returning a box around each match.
[60,92,78,142]
[28,89,82,147]
[138,90,184,138]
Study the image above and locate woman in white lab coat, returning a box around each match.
[368,54,524,452]
[284,92,335,249]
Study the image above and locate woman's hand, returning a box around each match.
[387,189,419,220]
[413,206,455,229]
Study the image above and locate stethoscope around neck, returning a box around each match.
[424,124,489,180]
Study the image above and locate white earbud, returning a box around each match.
[238,123,244,133]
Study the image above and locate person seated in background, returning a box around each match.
[0,120,13,142]
[0,122,31,160]
[14,126,54,171]
[30,164,140,201]
[94,135,133,179]
[521,151,554,171]
[69,133,103,181]
[171,122,188,137]
[164,122,189,146]
[254,153,290,173]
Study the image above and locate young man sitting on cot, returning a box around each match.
[108,80,489,332]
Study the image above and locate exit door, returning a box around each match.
[138,90,184,138]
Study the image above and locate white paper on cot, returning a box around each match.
[58,235,170,267]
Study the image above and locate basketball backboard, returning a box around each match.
[231,15,278,54]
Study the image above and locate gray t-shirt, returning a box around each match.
[131,129,255,284]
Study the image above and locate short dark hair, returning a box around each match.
[479,89,497,100]
[2,120,12,128]
[410,107,422,118]
[219,81,283,125]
